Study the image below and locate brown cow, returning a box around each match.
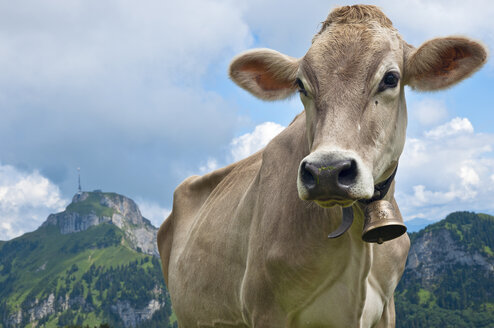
[158,5,487,327]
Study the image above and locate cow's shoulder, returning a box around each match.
[158,164,235,248]
[172,159,242,212]
[158,154,262,282]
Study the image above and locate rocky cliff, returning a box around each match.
[395,211,494,328]
[405,227,493,286]
[6,288,164,328]
[42,191,159,256]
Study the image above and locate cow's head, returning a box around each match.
[229,5,487,208]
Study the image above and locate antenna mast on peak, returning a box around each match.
[77,167,82,194]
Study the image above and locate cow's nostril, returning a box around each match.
[338,160,358,187]
[300,162,316,188]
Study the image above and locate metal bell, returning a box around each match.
[362,200,407,244]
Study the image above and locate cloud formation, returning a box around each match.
[0,0,252,204]
[0,164,68,240]
[193,121,285,176]
[376,0,494,52]
[230,122,286,162]
[411,99,449,126]
[135,198,171,229]
[424,117,474,139]
[396,117,494,221]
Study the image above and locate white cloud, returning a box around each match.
[396,117,494,222]
[239,0,348,56]
[0,164,68,240]
[403,138,429,167]
[135,198,171,228]
[191,122,286,175]
[199,158,220,174]
[411,185,457,205]
[230,122,285,162]
[412,98,449,126]
[0,0,254,201]
[459,165,480,186]
[424,117,474,139]
[376,0,494,51]
[0,0,252,87]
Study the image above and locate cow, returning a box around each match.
[157,5,487,328]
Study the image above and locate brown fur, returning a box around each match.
[319,5,393,32]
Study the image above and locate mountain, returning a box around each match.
[0,191,174,328]
[395,211,494,327]
[42,191,158,256]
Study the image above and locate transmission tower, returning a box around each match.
[77,167,82,193]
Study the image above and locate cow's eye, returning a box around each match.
[378,71,400,92]
[295,78,308,96]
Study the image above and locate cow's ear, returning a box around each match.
[229,49,299,101]
[404,37,487,91]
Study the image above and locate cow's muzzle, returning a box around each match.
[299,158,358,205]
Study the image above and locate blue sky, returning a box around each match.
[0,0,493,240]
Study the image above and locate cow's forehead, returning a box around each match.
[303,23,404,91]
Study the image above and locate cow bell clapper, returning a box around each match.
[327,207,354,239]
[362,200,407,244]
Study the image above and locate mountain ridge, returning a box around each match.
[41,191,158,256]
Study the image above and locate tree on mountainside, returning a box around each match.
[395,211,494,328]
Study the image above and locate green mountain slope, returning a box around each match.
[0,192,174,328]
[395,211,494,328]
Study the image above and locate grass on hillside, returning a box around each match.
[0,224,152,309]
[65,193,116,217]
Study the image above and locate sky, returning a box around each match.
[0,0,493,240]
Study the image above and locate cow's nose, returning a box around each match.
[300,159,358,200]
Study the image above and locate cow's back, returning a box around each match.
[158,152,263,327]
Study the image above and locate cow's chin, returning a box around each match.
[314,198,356,208]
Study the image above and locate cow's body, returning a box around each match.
[158,5,486,328]
[159,113,409,327]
